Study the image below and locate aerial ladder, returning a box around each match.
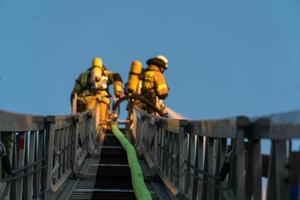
[1,94,300,199]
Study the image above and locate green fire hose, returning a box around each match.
[111,123,152,200]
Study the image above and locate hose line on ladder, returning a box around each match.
[111,123,152,200]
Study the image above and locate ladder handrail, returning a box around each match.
[133,109,300,200]
[0,109,97,200]
[2,107,300,200]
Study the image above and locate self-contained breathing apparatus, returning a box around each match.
[125,60,168,117]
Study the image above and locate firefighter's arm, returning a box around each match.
[108,72,123,97]
[155,73,169,99]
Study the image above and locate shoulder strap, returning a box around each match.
[79,68,91,87]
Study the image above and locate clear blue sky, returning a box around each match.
[1,0,300,119]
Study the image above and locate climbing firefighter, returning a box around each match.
[142,55,169,116]
[126,55,169,116]
[71,57,123,131]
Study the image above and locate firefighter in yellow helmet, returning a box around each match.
[71,57,123,131]
[140,55,169,116]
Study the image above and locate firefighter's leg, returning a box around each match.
[85,96,97,110]
[98,96,110,132]
[96,101,108,140]
[106,103,112,131]
[147,96,156,116]
[99,102,108,129]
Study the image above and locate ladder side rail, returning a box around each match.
[45,111,94,198]
[0,110,47,200]
[0,110,94,200]
[134,110,250,200]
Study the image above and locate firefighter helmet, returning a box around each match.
[147,55,168,69]
[155,55,168,68]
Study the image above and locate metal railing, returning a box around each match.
[133,109,300,200]
[2,104,300,200]
[0,109,97,200]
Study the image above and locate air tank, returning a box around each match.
[126,60,143,94]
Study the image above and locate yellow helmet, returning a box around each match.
[91,57,103,68]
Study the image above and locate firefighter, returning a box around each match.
[140,55,169,116]
[71,57,123,131]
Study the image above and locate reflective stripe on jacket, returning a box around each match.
[141,65,169,99]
